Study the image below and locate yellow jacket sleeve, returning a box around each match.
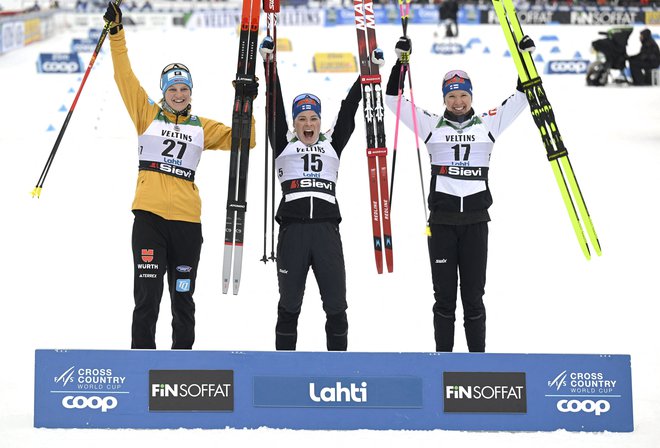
[109,28,159,134]
[201,115,256,151]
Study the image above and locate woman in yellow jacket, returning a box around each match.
[104,2,257,349]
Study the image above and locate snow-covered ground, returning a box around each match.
[1,18,659,447]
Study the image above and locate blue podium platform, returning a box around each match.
[34,350,633,432]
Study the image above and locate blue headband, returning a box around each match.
[442,75,472,97]
[292,93,321,120]
[161,66,193,95]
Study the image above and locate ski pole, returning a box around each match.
[269,6,278,262]
[389,0,410,205]
[392,0,428,230]
[404,64,429,229]
[32,0,123,198]
[261,0,279,263]
[260,10,272,263]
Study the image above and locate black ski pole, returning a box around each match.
[269,6,278,262]
[32,0,123,198]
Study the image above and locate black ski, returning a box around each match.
[223,0,261,295]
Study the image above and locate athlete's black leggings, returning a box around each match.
[275,220,348,351]
[427,222,488,352]
[131,210,202,349]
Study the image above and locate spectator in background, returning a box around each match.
[439,0,459,38]
[629,29,660,86]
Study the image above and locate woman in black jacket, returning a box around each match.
[259,36,383,351]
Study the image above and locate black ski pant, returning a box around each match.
[131,210,202,350]
[629,55,656,85]
[428,222,488,352]
[275,221,348,351]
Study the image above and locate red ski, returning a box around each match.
[353,0,393,274]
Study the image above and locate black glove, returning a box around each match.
[245,79,259,99]
[104,2,123,34]
[395,36,412,62]
[234,78,259,99]
[516,77,524,92]
[518,35,535,53]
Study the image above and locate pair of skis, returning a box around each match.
[353,0,393,274]
[492,0,601,259]
[222,0,261,295]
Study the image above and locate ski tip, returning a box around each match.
[591,236,602,257]
[588,240,602,258]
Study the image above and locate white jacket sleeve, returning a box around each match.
[385,93,440,143]
[479,90,528,140]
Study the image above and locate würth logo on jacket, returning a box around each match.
[141,249,154,263]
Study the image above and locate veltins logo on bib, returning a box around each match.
[443,372,527,413]
[149,370,234,411]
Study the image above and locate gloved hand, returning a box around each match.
[395,36,412,62]
[518,35,536,53]
[259,36,275,60]
[371,48,385,66]
[104,1,123,35]
[245,79,259,99]
[234,78,259,99]
[516,76,524,92]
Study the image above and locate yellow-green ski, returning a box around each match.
[492,0,601,260]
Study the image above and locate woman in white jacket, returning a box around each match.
[385,36,534,353]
